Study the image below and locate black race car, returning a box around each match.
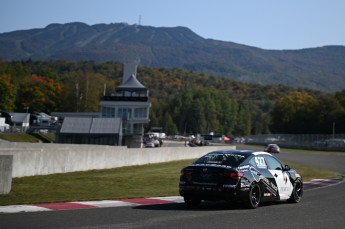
[179,150,303,209]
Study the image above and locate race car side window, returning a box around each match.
[248,157,257,168]
[264,155,283,170]
[254,156,267,169]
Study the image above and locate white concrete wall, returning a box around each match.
[0,142,235,178]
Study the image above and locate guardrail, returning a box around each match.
[246,134,345,151]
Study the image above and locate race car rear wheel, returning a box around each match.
[184,196,201,208]
[288,179,303,203]
[246,184,261,209]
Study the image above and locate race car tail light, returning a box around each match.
[228,172,244,179]
[180,169,192,175]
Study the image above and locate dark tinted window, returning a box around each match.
[264,155,283,170]
[194,153,247,167]
[248,157,258,168]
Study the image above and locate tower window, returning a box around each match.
[134,108,147,118]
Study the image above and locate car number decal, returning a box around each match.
[255,156,267,168]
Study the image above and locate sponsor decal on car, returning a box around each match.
[249,166,278,196]
[283,172,289,184]
[280,187,290,192]
[223,184,237,188]
[191,164,233,169]
[238,165,250,170]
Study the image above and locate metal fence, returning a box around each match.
[246,134,345,152]
[0,125,60,134]
[0,125,29,133]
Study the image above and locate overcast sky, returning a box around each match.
[1,0,344,50]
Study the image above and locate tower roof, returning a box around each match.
[116,74,147,92]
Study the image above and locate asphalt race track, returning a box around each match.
[1,146,344,229]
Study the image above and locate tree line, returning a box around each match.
[1,60,344,136]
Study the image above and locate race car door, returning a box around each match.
[264,155,293,200]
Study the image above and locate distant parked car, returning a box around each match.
[30,112,58,126]
[264,144,280,154]
[144,138,161,147]
[0,110,14,126]
[145,139,155,148]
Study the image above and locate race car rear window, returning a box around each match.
[194,153,247,167]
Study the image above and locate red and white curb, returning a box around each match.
[0,196,184,214]
[303,178,341,186]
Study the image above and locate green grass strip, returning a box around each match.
[0,159,340,206]
[0,133,39,142]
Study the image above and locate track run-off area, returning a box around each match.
[0,178,342,214]
[1,146,344,229]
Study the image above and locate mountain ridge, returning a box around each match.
[1,22,345,92]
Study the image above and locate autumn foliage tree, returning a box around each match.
[2,60,345,135]
[271,91,321,134]
[167,88,247,136]
[0,74,16,111]
[60,72,116,112]
[16,75,62,113]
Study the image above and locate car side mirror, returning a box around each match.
[284,165,291,171]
